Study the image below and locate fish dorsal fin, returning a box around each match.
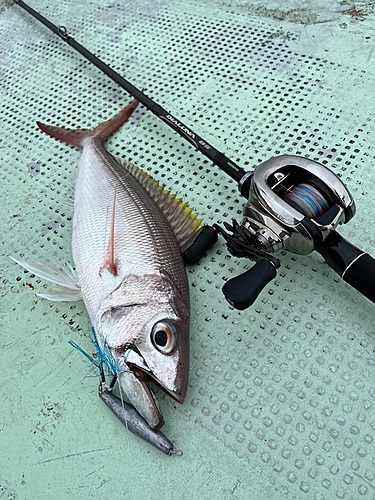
[120,160,202,252]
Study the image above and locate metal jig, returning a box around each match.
[99,390,176,456]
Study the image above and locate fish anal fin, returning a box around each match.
[117,160,203,253]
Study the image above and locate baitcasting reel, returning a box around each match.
[185,155,375,309]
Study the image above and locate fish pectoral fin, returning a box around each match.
[100,188,118,277]
[9,257,82,302]
[37,286,82,302]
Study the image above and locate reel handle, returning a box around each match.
[222,259,277,310]
[316,231,375,303]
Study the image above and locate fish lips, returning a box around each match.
[127,361,186,405]
[124,345,187,429]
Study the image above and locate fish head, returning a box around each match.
[99,278,190,429]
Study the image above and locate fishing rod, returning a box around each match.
[14,0,375,310]
[13,0,252,196]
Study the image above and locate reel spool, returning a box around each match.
[282,182,331,220]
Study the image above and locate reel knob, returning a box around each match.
[222,259,277,310]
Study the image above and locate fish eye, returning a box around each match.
[151,321,179,354]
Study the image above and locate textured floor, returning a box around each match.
[1,1,375,499]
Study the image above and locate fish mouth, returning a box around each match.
[120,342,188,429]
[127,363,165,429]
[128,362,185,404]
[127,362,185,429]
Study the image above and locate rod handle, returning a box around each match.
[222,259,277,310]
[316,231,375,303]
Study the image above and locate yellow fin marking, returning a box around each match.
[118,159,202,252]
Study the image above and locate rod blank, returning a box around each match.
[14,0,249,187]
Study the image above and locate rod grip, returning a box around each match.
[343,254,375,302]
[222,259,277,310]
[316,231,375,303]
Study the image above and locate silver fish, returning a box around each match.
[11,100,201,429]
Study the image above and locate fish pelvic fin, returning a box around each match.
[9,257,82,302]
[121,160,202,252]
[37,100,139,147]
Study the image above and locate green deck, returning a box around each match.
[1,1,375,498]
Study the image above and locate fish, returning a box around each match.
[11,100,202,429]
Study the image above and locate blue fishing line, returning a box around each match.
[283,183,330,220]
[68,328,118,380]
[123,338,141,362]
[303,185,327,213]
[91,327,118,376]
[68,340,101,369]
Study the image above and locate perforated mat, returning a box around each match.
[1,1,375,499]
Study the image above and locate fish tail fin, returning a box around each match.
[37,122,92,146]
[37,99,139,146]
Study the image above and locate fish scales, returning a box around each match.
[73,138,189,320]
